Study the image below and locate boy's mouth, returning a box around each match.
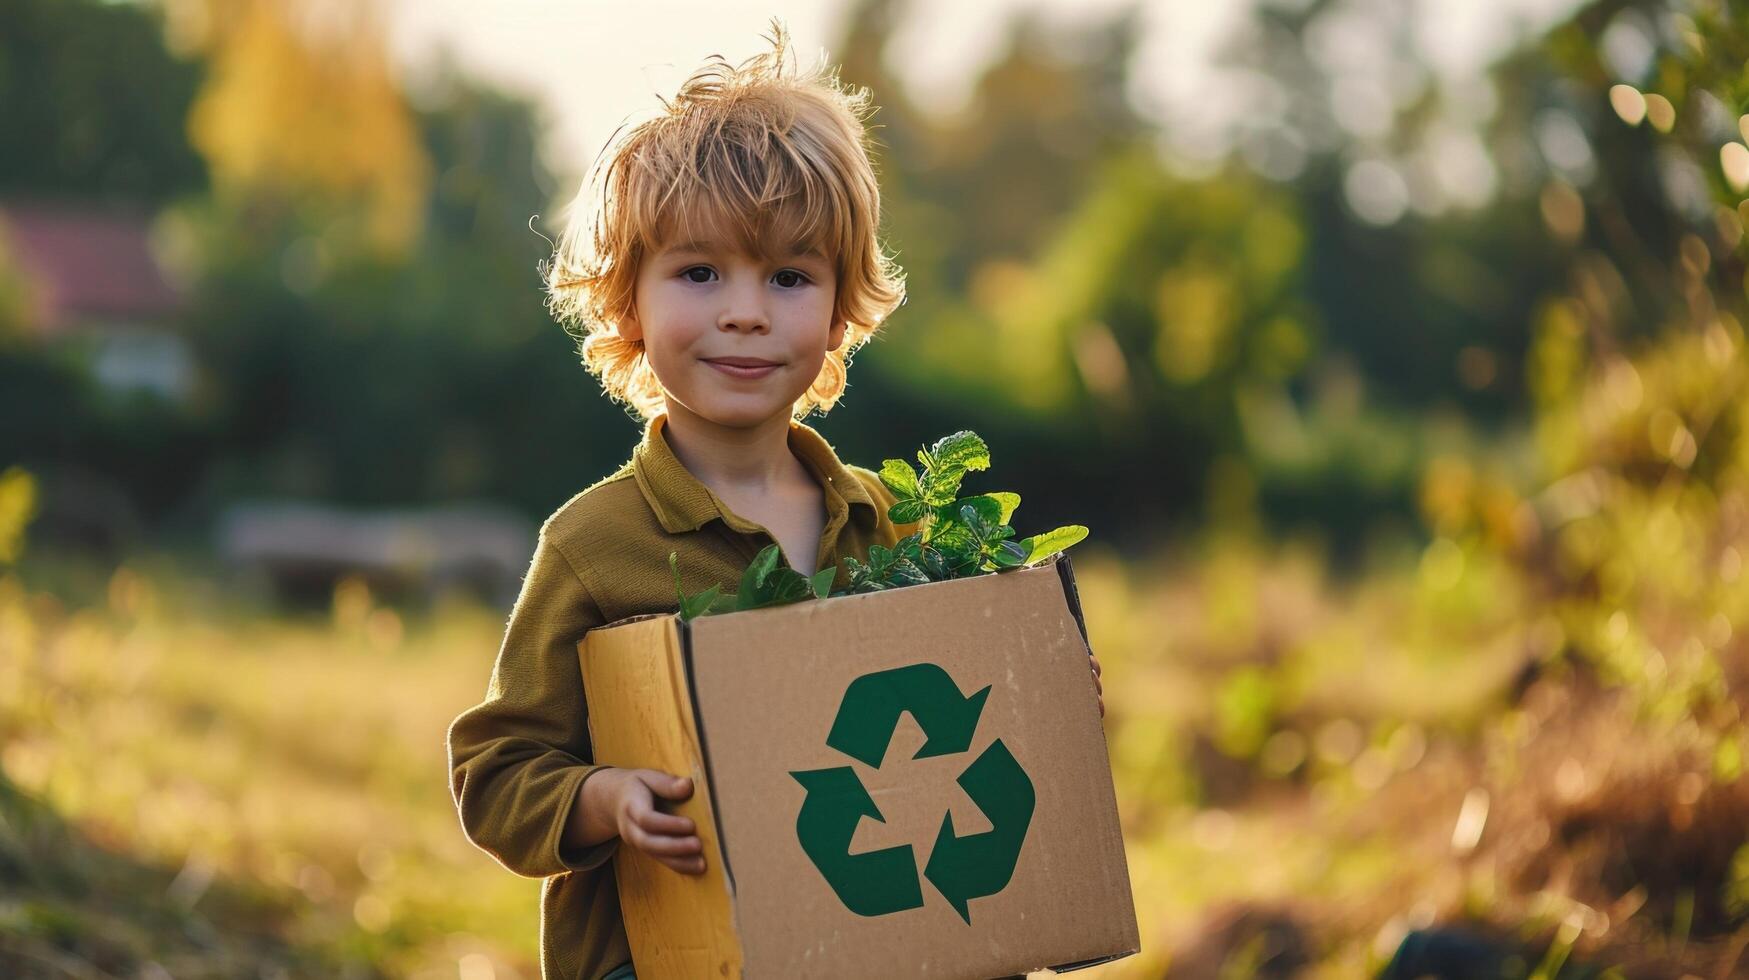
[703,356,781,379]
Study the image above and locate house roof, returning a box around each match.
[0,200,184,331]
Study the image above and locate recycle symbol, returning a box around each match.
[788,662,1036,924]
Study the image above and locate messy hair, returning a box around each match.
[543,20,907,421]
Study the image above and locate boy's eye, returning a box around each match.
[679,266,811,288]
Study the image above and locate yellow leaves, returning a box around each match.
[1419,455,1526,556]
[0,232,39,338]
[183,0,429,257]
[934,258,1074,412]
[1418,537,1465,592]
[0,467,36,564]
[1527,298,1586,455]
[1154,260,1235,384]
[1648,407,1698,468]
[1254,316,1311,380]
[332,576,404,651]
[968,258,1034,320]
[1240,206,1303,285]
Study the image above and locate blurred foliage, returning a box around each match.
[0,467,35,564]
[1,0,1717,553]
[0,232,32,339]
[176,0,429,257]
[1086,1,1749,973]
[168,61,620,516]
[0,0,206,206]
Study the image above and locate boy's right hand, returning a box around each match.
[579,767,706,875]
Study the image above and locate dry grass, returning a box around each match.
[2,514,1745,978]
[0,570,540,978]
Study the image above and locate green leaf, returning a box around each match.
[952,494,1006,527]
[725,560,832,613]
[739,544,783,600]
[990,540,1030,568]
[918,431,991,506]
[672,551,725,621]
[766,572,817,605]
[920,470,961,507]
[918,546,948,579]
[1017,525,1088,564]
[988,491,1021,524]
[878,459,922,500]
[964,500,1005,532]
[924,502,976,550]
[928,431,991,475]
[679,584,722,620]
[933,539,982,578]
[888,559,932,586]
[809,566,837,599]
[889,499,930,525]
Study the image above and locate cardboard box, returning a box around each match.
[578,554,1138,979]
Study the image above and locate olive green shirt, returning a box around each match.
[447,412,915,980]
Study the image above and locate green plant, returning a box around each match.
[671,430,1087,619]
[843,430,1086,594]
[670,545,835,621]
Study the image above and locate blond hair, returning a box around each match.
[543,21,906,421]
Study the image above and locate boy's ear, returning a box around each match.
[618,312,643,344]
[827,316,848,352]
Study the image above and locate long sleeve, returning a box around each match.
[448,530,621,878]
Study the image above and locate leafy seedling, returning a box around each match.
[842,430,1087,594]
[672,429,1087,615]
[671,546,836,622]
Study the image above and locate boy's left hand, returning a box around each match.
[1090,653,1103,718]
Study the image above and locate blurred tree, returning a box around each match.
[0,0,206,206]
[183,61,626,516]
[176,0,428,258]
[824,0,1742,555]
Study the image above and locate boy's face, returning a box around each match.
[624,225,846,429]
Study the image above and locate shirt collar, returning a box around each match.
[632,412,876,535]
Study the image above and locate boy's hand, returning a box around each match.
[1090,653,1104,718]
[579,767,705,875]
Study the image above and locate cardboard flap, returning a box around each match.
[579,616,743,978]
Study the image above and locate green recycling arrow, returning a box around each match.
[922,738,1035,923]
[792,661,1036,925]
[825,662,991,768]
[789,766,924,917]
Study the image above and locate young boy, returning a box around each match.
[447,25,1102,980]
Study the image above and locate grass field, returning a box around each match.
[4,513,1747,977]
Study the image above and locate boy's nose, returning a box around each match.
[717,302,769,333]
